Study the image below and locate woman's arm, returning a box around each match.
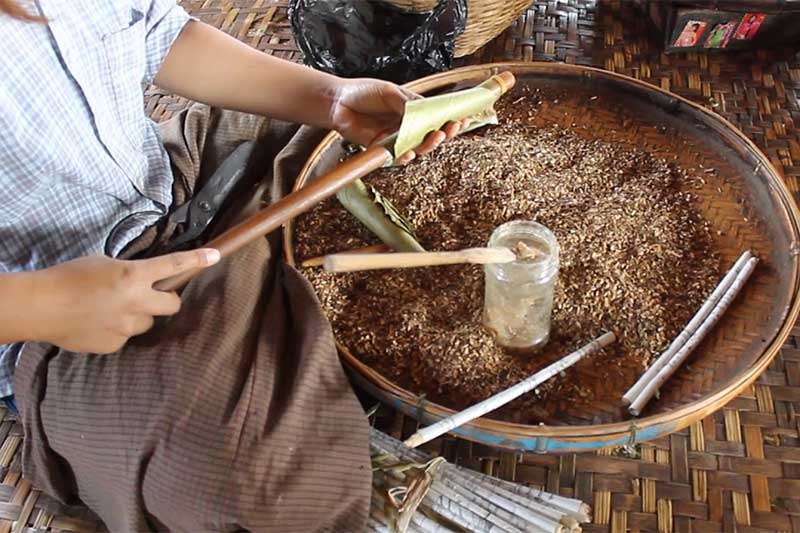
[155,20,341,130]
[154,20,462,156]
[0,249,218,353]
[0,272,38,345]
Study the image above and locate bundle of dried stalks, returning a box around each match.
[369,429,591,532]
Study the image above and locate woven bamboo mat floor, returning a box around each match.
[4,1,799,531]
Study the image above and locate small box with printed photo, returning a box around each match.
[633,0,800,54]
[704,20,737,48]
[733,13,766,41]
[673,20,707,48]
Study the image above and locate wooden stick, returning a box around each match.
[628,256,759,416]
[155,145,393,291]
[622,250,753,405]
[323,247,516,273]
[300,244,390,268]
[403,332,616,449]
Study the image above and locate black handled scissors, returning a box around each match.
[167,140,256,248]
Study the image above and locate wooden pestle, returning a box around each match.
[154,71,517,291]
[323,247,516,273]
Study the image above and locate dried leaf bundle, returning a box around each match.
[337,179,425,252]
[369,428,590,532]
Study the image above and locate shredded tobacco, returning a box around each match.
[295,90,721,424]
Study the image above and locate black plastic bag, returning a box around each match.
[289,0,467,84]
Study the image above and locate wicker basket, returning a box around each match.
[285,62,800,453]
[385,0,532,57]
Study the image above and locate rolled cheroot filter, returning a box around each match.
[402,331,616,449]
[622,250,753,406]
[626,252,759,416]
[323,247,516,273]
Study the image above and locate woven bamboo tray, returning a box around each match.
[285,62,800,453]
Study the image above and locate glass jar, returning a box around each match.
[483,220,559,352]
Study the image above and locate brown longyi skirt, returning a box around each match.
[13,107,372,532]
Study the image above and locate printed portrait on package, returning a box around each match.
[704,20,737,48]
[673,20,707,47]
[733,13,766,40]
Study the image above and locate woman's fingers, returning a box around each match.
[393,117,473,165]
[395,130,444,165]
[141,290,183,317]
[414,130,447,155]
[137,248,220,285]
[443,121,461,139]
[395,151,416,165]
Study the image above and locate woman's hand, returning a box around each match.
[157,23,465,163]
[329,78,468,165]
[7,249,220,354]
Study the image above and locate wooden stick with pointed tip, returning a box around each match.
[154,145,393,291]
[323,247,516,273]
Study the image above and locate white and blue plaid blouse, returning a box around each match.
[0,0,191,396]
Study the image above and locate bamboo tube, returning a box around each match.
[403,332,615,449]
[628,256,759,416]
[323,247,515,273]
[300,244,390,268]
[622,250,753,405]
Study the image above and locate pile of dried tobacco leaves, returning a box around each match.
[295,96,721,425]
